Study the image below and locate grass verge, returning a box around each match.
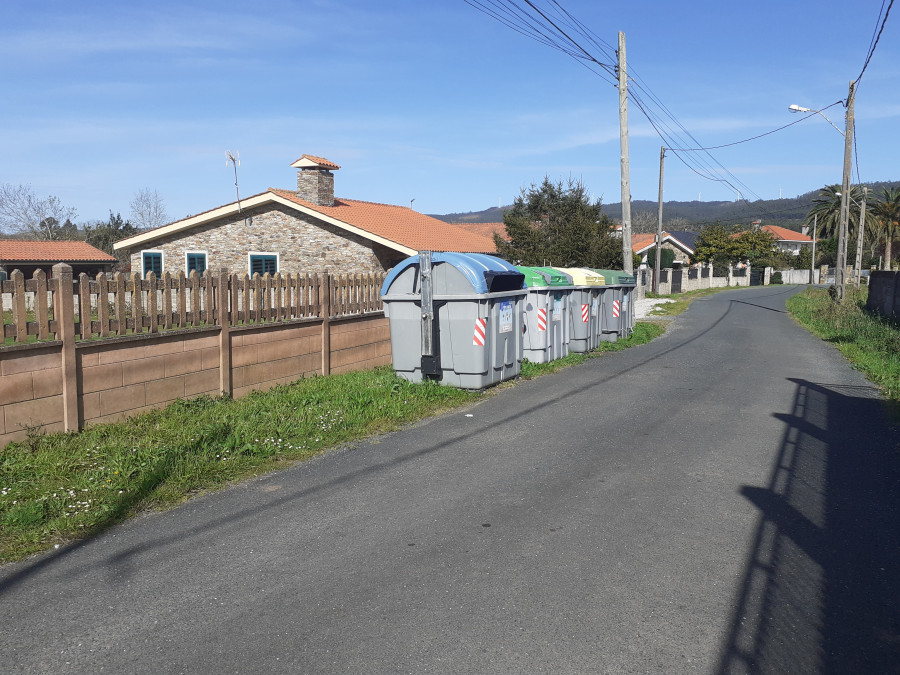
[0,368,478,563]
[519,321,665,379]
[1,320,666,564]
[787,286,900,401]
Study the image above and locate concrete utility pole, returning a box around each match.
[655,146,665,293]
[836,80,855,301]
[855,187,868,288]
[810,214,817,284]
[618,31,633,275]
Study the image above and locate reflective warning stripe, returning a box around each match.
[536,308,547,331]
[581,304,589,323]
[473,318,487,346]
[612,300,621,318]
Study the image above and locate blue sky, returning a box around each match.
[1,0,898,224]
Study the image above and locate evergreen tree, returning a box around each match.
[493,177,621,268]
[692,224,745,266]
[84,211,137,260]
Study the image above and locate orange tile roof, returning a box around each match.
[269,189,498,253]
[762,224,812,242]
[291,154,341,170]
[0,240,117,263]
[631,232,663,253]
[451,222,507,241]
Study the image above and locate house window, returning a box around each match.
[249,252,278,277]
[142,251,163,278]
[186,251,207,275]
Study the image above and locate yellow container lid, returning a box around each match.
[556,268,605,286]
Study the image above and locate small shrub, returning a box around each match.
[771,271,783,285]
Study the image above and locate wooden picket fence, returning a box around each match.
[1,266,385,345]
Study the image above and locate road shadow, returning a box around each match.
[717,378,900,674]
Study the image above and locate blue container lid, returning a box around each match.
[381,252,525,295]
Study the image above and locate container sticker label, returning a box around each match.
[537,307,547,331]
[552,296,562,321]
[473,318,487,346]
[581,304,589,323]
[591,297,599,317]
[612,299,621,318]
[498,300,513,333]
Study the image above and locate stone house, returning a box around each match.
[632,231,697,267]
[114,154,498,278]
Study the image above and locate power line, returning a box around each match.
[667,101,844,152]
[856,0,894,85]
[462,0,796,208]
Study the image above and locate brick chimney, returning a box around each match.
[290,154,341,206]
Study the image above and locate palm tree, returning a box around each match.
[873,187,900,269]
[806,184,865,240]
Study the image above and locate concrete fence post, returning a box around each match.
[217,268,233,397]
[52,263,79,432]
[321,274,331,376]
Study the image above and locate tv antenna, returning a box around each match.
[226,150,242,213]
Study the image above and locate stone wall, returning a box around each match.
[662,241,691,264]
[128,203,405,277]
[866,271,900,320]
[649,264,749,294]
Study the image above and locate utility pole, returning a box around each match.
[618,31,633,275]
[655,146,665,293]
[836,80,855,301]
[855,187,867,288]
[810,214,817,284]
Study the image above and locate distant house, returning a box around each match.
[760,224,813,255]
[114,154,498,278]
[632,231,697,267]
[0,240,118,280]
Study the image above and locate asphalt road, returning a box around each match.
[2,285,899,674]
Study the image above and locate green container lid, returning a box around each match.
[593,269,636,285]
[516,266,572,288]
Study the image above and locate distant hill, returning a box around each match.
[431,180,900,232]
[432,206,508,224]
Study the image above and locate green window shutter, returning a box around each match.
[249,254,277,276]
[187,253,207,274]
[143,252,162,278]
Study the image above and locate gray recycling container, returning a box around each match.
[556,268,605,353]
[594,269,637,338]
[381,252,527,388]
[516,266,574,363]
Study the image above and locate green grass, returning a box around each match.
[0,368,479,562]
[787,286,900,402]
[0,320,667,563]
[519,321,665,378]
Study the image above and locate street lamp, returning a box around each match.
[788,104,845,137]
[789,84,856,301]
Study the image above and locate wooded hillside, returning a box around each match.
[432,180,900,232]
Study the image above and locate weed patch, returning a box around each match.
[787,287,900,401]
